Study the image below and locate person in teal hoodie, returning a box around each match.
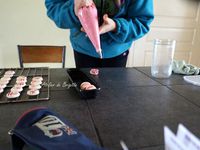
[45,0,154,68]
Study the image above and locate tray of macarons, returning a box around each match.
[66,68,100,99]
[0,67,50,104]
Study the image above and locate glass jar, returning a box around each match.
[151,39,176,78]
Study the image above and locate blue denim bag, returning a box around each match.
[10,107,105,150]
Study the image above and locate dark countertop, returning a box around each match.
[0,67,200,150]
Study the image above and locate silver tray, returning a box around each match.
[0,67,50,104]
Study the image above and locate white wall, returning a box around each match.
[128,0,200,67]
[0,0,75,68]
[0,46,2,66]
[190,5,200,66]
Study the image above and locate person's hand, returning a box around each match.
[99,14,117,35]
[74,0,93,16]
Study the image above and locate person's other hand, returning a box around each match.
[74,0,93,16]
[99,14,116,35]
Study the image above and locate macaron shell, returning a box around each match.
[11,86,23,92]
[5,70,15,75]
[0,80,9,85]
[85,84,96,90]
[80,85,88,90]
[16,80,27,84]
[15,82,26,87]
[29,84,42,90]
[3,74,13,78]
[30,80,42,85]
[16,78,27,83]
[0,84,7,89]
[80,82,91,88]
[1,77,11,81]
[6,91,20,99]
[14,84,24,89]
[27,89,40,96]
[32,77,43,81]
[80,82,91,90]
[0,88,3,94]
[17,76,27,80]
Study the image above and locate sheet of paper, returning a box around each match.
[164,126,187,150]
[177,124,200,150]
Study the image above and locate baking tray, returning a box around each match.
[66,69,100,99]
[0,67,50,104]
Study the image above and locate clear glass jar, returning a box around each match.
[151,39,176,78]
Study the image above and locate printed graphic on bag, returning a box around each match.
[34,115,77,138]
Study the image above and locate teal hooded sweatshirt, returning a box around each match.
[45,0,154,58]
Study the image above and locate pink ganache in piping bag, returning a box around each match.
[78,3,102,58]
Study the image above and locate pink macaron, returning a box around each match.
[90,68,99,76]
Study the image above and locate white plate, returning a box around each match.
[183,75,200,86]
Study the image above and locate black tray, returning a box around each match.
[66,69,100,99]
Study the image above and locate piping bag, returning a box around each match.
[77,3,102,58]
